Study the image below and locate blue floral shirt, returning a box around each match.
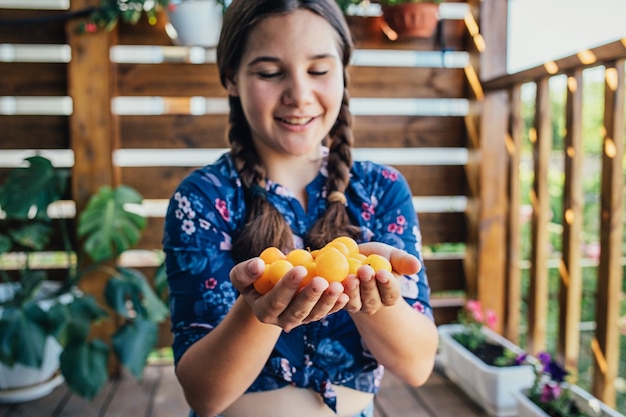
[162,151,434,413]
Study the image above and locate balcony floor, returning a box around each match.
[0,360,489,417]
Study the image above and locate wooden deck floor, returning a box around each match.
[0,360,489,417]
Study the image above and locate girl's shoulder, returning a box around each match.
[351,159,405,184]
[180,152,239,189]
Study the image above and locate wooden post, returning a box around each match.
[558,69,583,373]
[466,0,509,332]
[592,60,624,407]
[66,0,121,373]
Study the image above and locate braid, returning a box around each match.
[307,89,361,249]
[228,97,295,262]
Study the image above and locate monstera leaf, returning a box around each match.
[0,155,69,220]
[112,318,158,378]
[78,185,147,262]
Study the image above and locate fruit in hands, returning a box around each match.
[253,237,395,294]
[363,254,392,273]
[315,248,350,283]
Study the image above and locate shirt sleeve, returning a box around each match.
[162,169,241,365]
[368,165,434,321]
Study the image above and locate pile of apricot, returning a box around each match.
[253,236,392,294]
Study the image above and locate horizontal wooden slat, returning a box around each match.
[117,12,172,46]
[0,62,67,95]
[0,115,69,148]
[116,63,464,99]
[433,305,463,326]
[116,63,225,97]
[354,116,466,147]
[423,256,466,292]
[350,67,464,98]
[120,115,466,149]
[0,10,67,44]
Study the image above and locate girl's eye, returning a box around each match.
[309,70,329,76]
[257,71,282,79]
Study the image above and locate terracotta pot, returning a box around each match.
[381,2,439,39]
[344,15,384,43]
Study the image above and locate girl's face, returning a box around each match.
[226,9,345,163]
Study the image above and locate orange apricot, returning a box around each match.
[315,249,349,283]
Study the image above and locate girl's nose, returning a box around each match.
[282,75,313,106]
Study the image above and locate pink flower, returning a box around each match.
[466,299,482,315]
[485,309,497,329]
[85,22,97,33]
[215,198,230,221]
[204,278,217,289]
[540,382,562,402]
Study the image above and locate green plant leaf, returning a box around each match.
[5,270,46,308]
[112,318,158,378]
[48,295,107,346]
[153,260,168,301]
[0,234,11,255]
[104,267,168,322]
[60,339,109,399]
[0,156,69,220]
[78,185,147,262]
[9,222,53,251]
[0,303,48,367]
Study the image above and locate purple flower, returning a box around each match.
[545,359,568,383]
[540,382,562,402]
[515,353,528,365]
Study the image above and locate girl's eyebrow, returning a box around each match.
[247,53,338,67]
[247,56,279,66]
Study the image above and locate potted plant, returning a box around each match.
[0,156,168,402]
[377,0,442,40]
[516,352,625,417]
[438,299,535,417]
[337,1,385,43]
[78,0,227,48]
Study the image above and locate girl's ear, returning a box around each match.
[225,77,239,97]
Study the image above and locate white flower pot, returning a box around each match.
[166,0,223,48]
[0,281,73,402]
[438,324,535,417]
[516,386,626,417]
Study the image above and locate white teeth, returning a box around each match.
[281,117,311,125]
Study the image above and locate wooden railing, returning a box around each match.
[481,39,626,407]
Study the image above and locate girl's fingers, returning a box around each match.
[230,257,265,292]
[300,280,345,322]
[342,275,362,312]
[358,242,421,276]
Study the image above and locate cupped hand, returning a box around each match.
[343,242,421,314]
[230,258,349,332]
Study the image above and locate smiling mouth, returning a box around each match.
[277,116,314,125]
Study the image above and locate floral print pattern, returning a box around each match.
[163,152,433,413]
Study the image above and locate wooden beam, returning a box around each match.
[592,60,625,407]
[504,85,522,343]
[66,0,121,374]
[466,0,509,332]
[527,77,551,354]
[558,69,583,374]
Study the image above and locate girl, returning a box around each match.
[162,1,439,416]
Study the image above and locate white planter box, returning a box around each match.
[438,323,535,417]
[516,386,626,417]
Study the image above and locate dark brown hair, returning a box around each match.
[216,0,361,262]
